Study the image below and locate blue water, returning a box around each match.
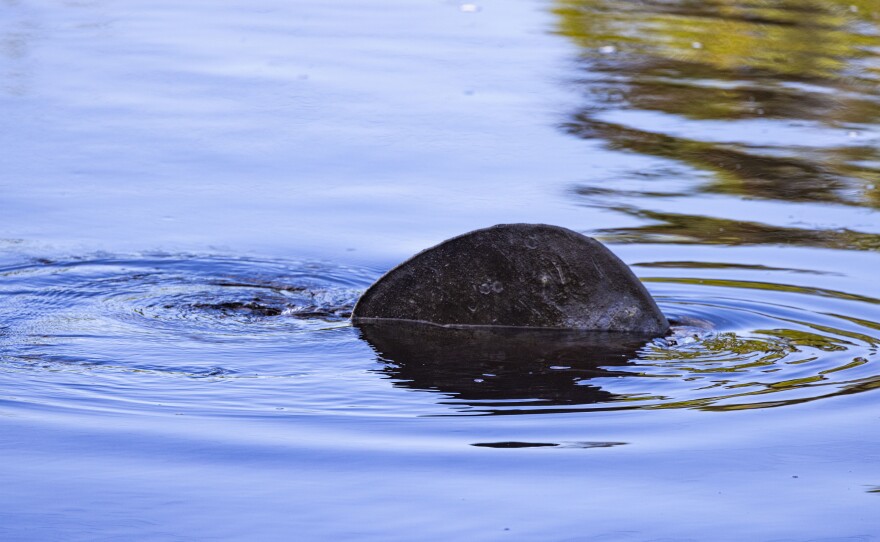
[2,0,880,540]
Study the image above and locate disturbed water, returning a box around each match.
[4,254,877,417]
[2,0,880,540]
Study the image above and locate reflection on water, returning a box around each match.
[471,441,627,448]
[3,254,877,417]
[358,321,647,413]
[3,1,880,538]
[358,275,880,415]
[595,205,880,250]
[555,0,880,246]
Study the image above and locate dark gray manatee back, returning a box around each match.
[353,224,669,334]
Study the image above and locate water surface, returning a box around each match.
[2,0,880,540]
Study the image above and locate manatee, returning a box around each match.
[352,223,669,334]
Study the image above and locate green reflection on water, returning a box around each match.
[595,206,880,251]
[642,276,880,304]
[555,0,880,245]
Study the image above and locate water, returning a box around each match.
[2,0,880,540]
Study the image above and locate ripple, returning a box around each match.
[629,278,880,412]
[362,273,880,415]
[1,253,878,418]
[0,254,370,371]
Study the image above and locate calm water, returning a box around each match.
[2,0,880,540]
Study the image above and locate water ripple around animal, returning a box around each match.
[365,271,880,415]
[1,253,878,418]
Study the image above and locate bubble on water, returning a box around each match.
[850,4,859,12]
[691,41,702,49]
[598,45,617,54]
[848,131,861,138]
[492,281,504,293]
[473,378,484,383]
[460,3,480,13]
[479,283,492,294]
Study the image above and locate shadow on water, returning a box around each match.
[554,0,880,248]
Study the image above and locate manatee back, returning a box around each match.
[352,223,668,334]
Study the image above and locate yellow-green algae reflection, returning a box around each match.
[555,0,880,248]
[367,272,880,415]
[614,276,879,413]
[523,0,880,416]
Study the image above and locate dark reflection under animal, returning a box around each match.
[351,223,667,412]
[358,321,650,411]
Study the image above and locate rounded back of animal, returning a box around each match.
[352,223,668,334]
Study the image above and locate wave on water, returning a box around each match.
[0,252,877,417]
